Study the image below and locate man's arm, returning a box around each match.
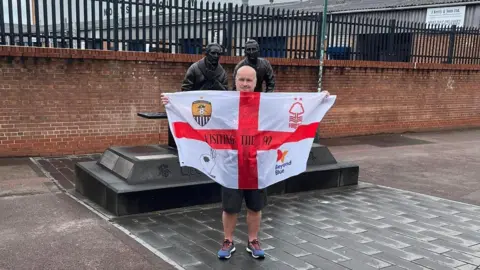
[264,60,275,92]
[181,64,196,91]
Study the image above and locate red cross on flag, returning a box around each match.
[164,91,336,190]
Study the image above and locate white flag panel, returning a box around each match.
[175,138,240,189]
[166,90,240,130]
[256,139,314,189]
[258,92,333,132]
[164,91,336,190]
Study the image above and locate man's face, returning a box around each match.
[245,43,259,61]
[206,46,221,64]
[236,68,256,92]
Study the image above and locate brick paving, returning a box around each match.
[110,184,480,270]
[34,154,101,191]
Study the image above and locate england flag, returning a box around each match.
[164,91,336,189]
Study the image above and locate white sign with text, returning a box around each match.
[426,6,466,28]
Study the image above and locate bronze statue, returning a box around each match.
[233,39,275,92]
[181,43,229,91]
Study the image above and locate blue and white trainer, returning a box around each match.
[218,239,236,259]
[246,239,265,259]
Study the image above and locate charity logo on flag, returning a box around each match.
[164,91,336,190]
[275,149,291,176]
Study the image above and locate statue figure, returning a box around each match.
[181,43,229,91]
[233,39,275,92]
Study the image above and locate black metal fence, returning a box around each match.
[1,0,480,64]
[0,0,322,59]
[326,15,480,65]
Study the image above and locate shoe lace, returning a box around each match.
[222,239,232,250]
[249,239,261,250]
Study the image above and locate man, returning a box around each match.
[181,43,229,91]
[217,65,266,260]
[232,39,275,92]
[161,66,330,260]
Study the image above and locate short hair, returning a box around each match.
[205,43,223,54]
[235,65,257,82]
[245,39,259,50]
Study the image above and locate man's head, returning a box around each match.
[235,66,257,92]
[245,39,259,62]
[205,43,223,65]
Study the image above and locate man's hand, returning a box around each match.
[321,90,330,97]
[161,93,169,105]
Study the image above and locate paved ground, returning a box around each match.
[323,128,480,206]
[113,183,480,270]
[0,158,175,270]
[30,128,480,270]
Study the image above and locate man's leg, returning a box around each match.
[218,186,243,259]
[244,189,267,259]
[222,210,238,241]
[246,209,261,242]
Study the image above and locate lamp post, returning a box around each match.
[315,0,328,143]
[317,0,328,92]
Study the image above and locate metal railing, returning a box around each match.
[0,0,322,59]
[2,0,480,64]
[326,15,480,65]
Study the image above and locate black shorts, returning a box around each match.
[221,186,268,214]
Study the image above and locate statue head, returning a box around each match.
[205,43,223,65]
[245,39,260,61]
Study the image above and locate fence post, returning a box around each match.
[226,3,234,56]
[316,13,322,59]
[114,0,119,51]
[447,25,456,64]
[16,0,23,45]
[0,2,4,45]
[388,19,396,61]
[8,0,15,45]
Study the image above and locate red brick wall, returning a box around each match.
[320,60,480,137]
[1,47,479,157]
[0,47,319,157]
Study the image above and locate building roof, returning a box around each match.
[260,0,480,13]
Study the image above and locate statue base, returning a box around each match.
[74,143,359,216]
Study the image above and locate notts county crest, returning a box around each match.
[192,100,212,126]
